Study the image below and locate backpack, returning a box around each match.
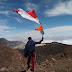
[24,40,35,57]
[24,48,35,57]
[24,48,27,57]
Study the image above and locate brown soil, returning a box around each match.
[0,45,26,72]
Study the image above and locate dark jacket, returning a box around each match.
[24,39,43,57]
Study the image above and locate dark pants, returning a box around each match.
[27,53,35,71]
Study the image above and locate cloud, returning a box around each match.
[44,26,72,40]
[45,0,72,16]
[0,0,10,15]
[11,26,72,38]
[15,18,23,23]
[0,25,15,30]
[0,20,7,25]
[25,2,38,11]
[0,25,15,33]
[8,25,72,44]
[59,40,72,45]
[0,11,9,15]
[0,0,8,4]
[44,26,72,32]
[0,25,11,30]
[42,39,72,45]
[0,19,15,34]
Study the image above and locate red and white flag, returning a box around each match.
[12,8,40,24]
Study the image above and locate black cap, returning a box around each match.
[28,37,32,41]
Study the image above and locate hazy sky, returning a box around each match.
[0,0,72,44]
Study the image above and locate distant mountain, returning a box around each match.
[0,38,24,47]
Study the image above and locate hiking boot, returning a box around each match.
[27,62,30,70]
[30,69,34,72]
[21,70,26,72]
[27,63,30,70]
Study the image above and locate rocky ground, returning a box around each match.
[21,57,72,72]
[0,42,72,72]
[0,45,26,72]
[20,42,72,72]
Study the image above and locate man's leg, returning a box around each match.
[31,53,35,71]
[27,55,31,70]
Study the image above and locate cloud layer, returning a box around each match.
[45,0,72,16]
[0,11,9,15]
[0,19,15,34]
[25,2,38,11]
[8,25,72,44]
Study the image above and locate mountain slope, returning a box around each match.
[17,42,72,72]
[0,45,26,72]
[35,42,69,62]
[0,38,23,47]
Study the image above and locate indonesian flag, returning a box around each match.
[12,8,40,24]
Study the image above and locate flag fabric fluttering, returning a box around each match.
[12,8,44,35]
[35,25,44,35]
[35,25,43,33]
[12,8,40,24]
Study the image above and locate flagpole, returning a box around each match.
[39,21,44,38]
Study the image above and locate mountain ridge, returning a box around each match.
[0,38,24,47]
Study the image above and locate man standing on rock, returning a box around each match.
[24,36,44,72]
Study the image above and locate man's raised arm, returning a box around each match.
[35,36,44,44]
